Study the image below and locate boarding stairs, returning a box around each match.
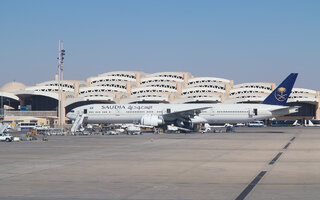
[0,123,9,134]
[71,114,86,134]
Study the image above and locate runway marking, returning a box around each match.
[283,142,291,149]
[235,134,298,199]
[269,152,283,165]
[235,171,267,200]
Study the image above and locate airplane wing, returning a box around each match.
[162,107,211,121]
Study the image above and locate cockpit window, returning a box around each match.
[70,110,75,113]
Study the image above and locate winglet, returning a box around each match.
[262,73,298,106]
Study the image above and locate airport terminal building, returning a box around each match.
[0,71,319,126]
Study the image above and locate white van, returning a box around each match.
[248,121,265,127]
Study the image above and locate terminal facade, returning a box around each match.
[0,71,319,126]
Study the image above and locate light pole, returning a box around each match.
[57,40,65,129]
[0,96,3,119]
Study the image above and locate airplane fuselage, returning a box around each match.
[67,103,293,125]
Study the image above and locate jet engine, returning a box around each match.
[140,115,164,126]
[190,116,207,124]
[175,116,207,130]
[175,119,193,129]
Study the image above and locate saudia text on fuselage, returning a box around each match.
[101,105,153,110]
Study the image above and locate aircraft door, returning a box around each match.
[84,109,87,114]
[163,108,171,114]
[248,108,258,117]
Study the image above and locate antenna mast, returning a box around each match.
[58,40,65,129]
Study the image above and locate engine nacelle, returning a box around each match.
[140,115,164,126]
[175,119,193,129]
[190,116,207,124]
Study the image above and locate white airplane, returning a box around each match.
[67,73,299,131]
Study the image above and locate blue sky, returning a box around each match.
[1,0,319,90]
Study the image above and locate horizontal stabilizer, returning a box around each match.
[270,106,300,116]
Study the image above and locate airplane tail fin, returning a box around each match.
[262,73,298,106]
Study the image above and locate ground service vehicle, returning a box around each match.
[271,120,300,127]
[248,121,265,127]
[0,133,13,142]
[18,122,36,131]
